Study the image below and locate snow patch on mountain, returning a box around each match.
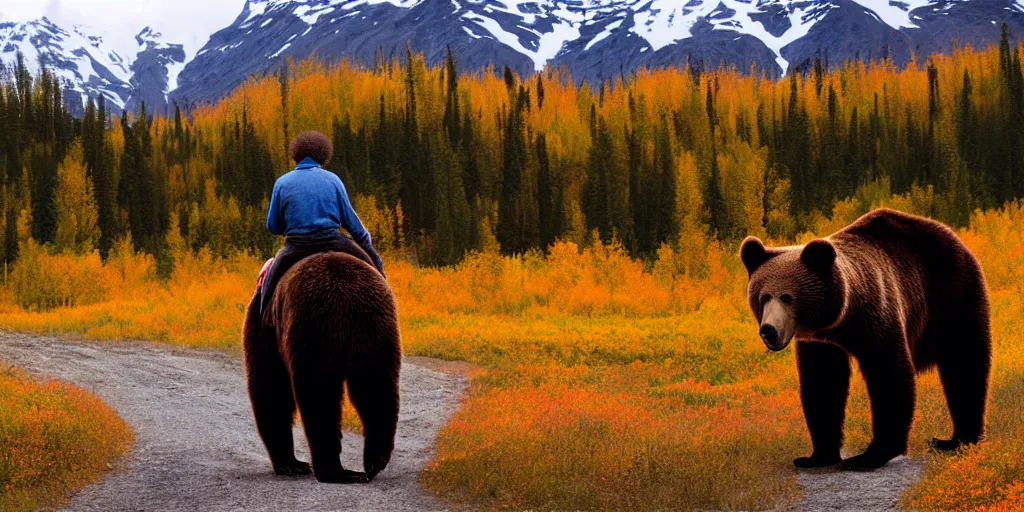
[457,1,601,70]
[462,4,582,70]
[294,4,332,24]
[631,0,720,51]
[165,59,187,92]
[849,0,931,29]
[616,0,835,75]
[716,0,832,75]
[585,19,623,51]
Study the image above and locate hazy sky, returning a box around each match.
[0,0,248,60]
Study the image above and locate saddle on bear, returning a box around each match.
[258,232,377,327]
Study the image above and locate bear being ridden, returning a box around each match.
[740,208,991,471]
[244,131,400,484]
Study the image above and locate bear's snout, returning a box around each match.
[760,324,782,350]
[758,299,794,351]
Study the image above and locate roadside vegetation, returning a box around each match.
[0,366,133,511]
[0,198,1019,510]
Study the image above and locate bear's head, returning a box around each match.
[740,237,845,351]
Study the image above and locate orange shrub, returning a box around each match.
[0,367,132,511]
[424,370,808,510]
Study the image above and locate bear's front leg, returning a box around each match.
[841,345,915,471]
[794,341,850,468]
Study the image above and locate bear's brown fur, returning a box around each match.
[242,251,401,483]
[741,208,991,471]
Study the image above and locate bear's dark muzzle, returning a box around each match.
[760,325,785,351]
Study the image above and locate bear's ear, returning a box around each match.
[801,239,837,272]
[740,237,780,276]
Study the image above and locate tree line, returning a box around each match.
[2,27,1024,269]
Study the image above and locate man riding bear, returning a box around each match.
[258,131,386,325]
[244,131,401,484]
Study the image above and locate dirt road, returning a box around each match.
[0,333,467,512]
[0,332,926,511]
[793,455,925,511]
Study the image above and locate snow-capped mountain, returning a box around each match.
[0,17,132,113]
[0,18,185,115]
[8,1,1024,113]
[170,0,1024,107]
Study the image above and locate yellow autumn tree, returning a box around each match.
[54,143,101,254]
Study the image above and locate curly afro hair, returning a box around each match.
[289,131,333,165]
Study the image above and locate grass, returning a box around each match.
[0,366,133,511]
[0,203,1020,509]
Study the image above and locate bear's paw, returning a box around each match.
[273,459,312,477]
[793,453,841,469]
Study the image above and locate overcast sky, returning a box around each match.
[0,0,248,60]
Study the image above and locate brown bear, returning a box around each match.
[740,208,991,471]
[242,250,401,483]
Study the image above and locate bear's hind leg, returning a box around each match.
[290,350,368,484]
[841,344,915,471]
[794,341,849,468]
[243,294,309,476]
[347,348,400,481]
[933,308,991,452]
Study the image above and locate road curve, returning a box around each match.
[0,333,467,512]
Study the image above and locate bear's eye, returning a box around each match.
[780,294,794,305]
[759,294,771,306]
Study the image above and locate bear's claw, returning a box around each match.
[839,452,895,471]
[314,467,371,484]
[273,459,312,476]
[793,453,842,469]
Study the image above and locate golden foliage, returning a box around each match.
[54,143,101,254]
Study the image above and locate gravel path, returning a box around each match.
[0,332,927,511]
[0,333,467,512]
[791,455,925,511]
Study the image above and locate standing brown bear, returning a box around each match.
[242,251,401,483]
[740,208,991,471]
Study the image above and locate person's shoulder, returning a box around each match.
[277,168,300,182]
[315,167,345,186]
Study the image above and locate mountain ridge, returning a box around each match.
[0,18,185,115]
[173,0,1024,107]
[5,1,1024,114]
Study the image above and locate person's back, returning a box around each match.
[267,163,357,238]
[258,131,385,325]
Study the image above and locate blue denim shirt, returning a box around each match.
[266,157,382,271]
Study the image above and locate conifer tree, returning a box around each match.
[536,132,556,249]
[654,116,678,247]
[92,96,118,257]
[496,85,533,253]
[30,146,58,245]
[4,204,18,266]
[703,144,727,239]
[430,133,471,264]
